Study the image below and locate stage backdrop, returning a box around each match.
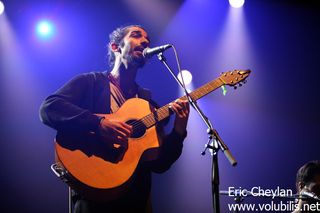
[0,0,319,212]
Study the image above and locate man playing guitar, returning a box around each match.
[40,25,189,213]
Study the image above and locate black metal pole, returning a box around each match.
[212,145,220,213]
[157,50,237,213]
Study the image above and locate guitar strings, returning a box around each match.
[129,107,169,129]
[127,105,170,131]
[128,80,220,132]
[127,87,202,131]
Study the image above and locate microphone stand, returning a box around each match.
[157,52,237,213]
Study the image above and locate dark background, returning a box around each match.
[0,0,319,212]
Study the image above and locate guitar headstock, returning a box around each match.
[219,69,251,88]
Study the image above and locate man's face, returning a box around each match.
[120,26,150,68]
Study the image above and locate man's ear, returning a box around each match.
[110,43,121,53]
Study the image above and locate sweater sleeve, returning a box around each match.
[39,73,101,133]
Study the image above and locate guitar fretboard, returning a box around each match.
[140,77,224,128]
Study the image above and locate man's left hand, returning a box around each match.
[169,99,190,136]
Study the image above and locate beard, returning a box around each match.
[125,52,146,68]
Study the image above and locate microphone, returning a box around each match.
[143,44,172,58]
[301,191,320,201]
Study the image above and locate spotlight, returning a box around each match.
[0,1,5,15]
[177,70,193,86]
[36,20,55,40]
[229,0,245,8]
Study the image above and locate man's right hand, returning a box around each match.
[98,118,133,149]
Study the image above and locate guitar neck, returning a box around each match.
[141,77,224,128]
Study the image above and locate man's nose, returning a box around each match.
[140,38,149,48]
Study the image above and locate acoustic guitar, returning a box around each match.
[54,69,251,201]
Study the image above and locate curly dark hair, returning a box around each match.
[296,160,320,192]
[107,25,144,68]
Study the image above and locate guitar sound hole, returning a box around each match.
[126,120,146,138]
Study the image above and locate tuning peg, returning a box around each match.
[243,80,247,84]
[234,86,237,89]
[239,83,242,87]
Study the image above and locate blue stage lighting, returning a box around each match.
[177,70,193,86]
[229,0,245,8]
[36,20,55,40]
[0,1,5,15]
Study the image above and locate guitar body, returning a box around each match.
[53,69,251,201]
[55,98,160,201]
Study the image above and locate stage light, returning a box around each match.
[0,1,5,15]
[229,0,245,8]
[177,70,193,86]
[36,20,55,40]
